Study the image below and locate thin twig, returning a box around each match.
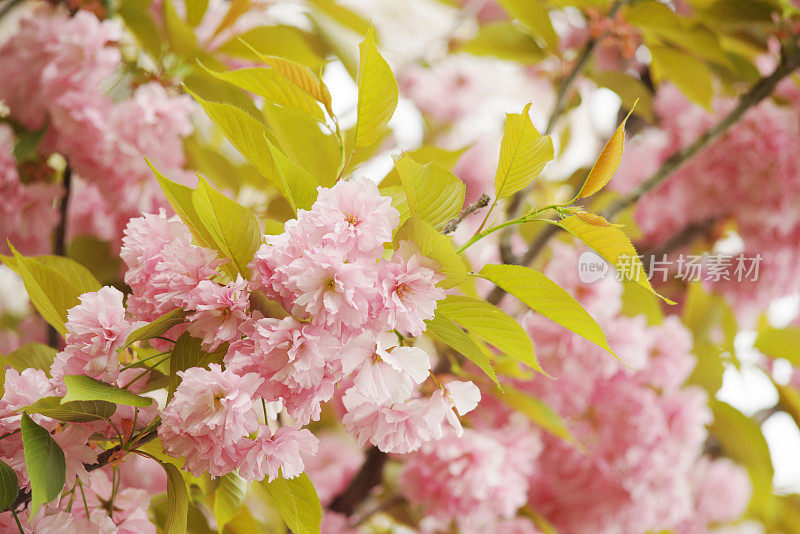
[487,45,800,306]
[47,164,72,348]
[443,193,491,234]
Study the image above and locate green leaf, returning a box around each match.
[496,385,574,442]
[393,218,467,289]
[494,103,554,199]
[213,473,248,532]
[164,0,199,57]
[122,308,187,351]
[13,124,47,163]
[3,245,84,335]
[264,136,319,212]
[709,400,774,513]
[754,326,800,366]
[198,63,325,120]
[67,236,123,286]
[381,145,467,187]
[21,412,65,516]
[355,26,398,148]
[379,185,410,226]
[162,461,189,534]
[478,264,615,357]
[185,89,282,194]
[425,314,499,385]
[589,71,654,122]
[26,396,116,423]
[117,0,163,59]
[261,473,322,534]
[0,459,18,511]
[169,333,202,400]
[220,26,326,74]
[192,177,261,278]
[185,0,209,26]
[458,22,546,64]
[4,343,56,375]
[556,213,671,303]
[436,295,544,374]
[62,376,153,408]
[649,45,713,109]
[1,254,101,297]
[495,0,558,49]
[577,104,636,198]
[395,154,466,230]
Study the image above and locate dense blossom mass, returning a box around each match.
[0,0,792,532]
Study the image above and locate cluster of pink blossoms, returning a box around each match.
[613,83,800,320]
[0,6,194,253]
[115,177,480,480]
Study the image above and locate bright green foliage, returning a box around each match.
[62,375,153,407]
[479,264,615,357]
[755,326,800,366]
[355,26,398,148]
[425,314,500,385]
[3,245,86,335]
[395,154,466,230]
[162,461,190,534]
[556,213,671,303]
[26,397,117,423]
[394,218,468,288]
[458,22,546,64]
[265,136,320,212]
[150,161,217,249]
[494,0,558,49]
[495,103,554,200]
[192,178,262,278]
[0,459,18,511]
[436,295,544,374]
[122,309,188,351]
[214,473,249,532]
[21,412,65,516]
[3,343,56,375]
[261,473,322,534]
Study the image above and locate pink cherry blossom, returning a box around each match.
[239,426,319,482]
[159,364,263,477]
[186,278,250,351]
[352,333,431,404]
[53,425,98,484]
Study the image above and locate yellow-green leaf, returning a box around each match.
[649,45,713,109]
[495,0,557,49]
[395,154,465,230]
[213,473,248,532]
[123,308,187,351]
[1,254,101,298]
[556,213,672,303]
[577,104,636,198]
[162,461,189,534]
[21,412,65,516]
[192,177,261,278]
[199,63,325,120]
[0,459,17,511]
[495,103,554,199]
[185,0,209,26]
[261,473,321,534]
[479,264,615,357]
[436,295,544,374]
[425,313,500,385]
[379,185,410,226]
[4,343,55,375]
[164,0,199,57]
[754,326,800,366]
[264,136,319,212]
[167,333,226,400]
[355,26,398,148]
[458,22,546,64]
[25,397,117,423]
[62,376,153,408]
[393,218,467,289]
[149,160,216,249]
[118,0,162,59]
[3,245,83,335]
[496,385,574,442]
[185,89,281,192]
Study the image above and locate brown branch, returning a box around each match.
[328,446,388,516]
[487,45,800,306]
[443,193,491,235]
[47,164,72,349]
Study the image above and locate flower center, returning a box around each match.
[396,282,414,300]
[344,212,360,226]
[324,277,337,291]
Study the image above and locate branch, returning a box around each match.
[3,426,159,513]
[488,45,800,306]
[443,193,491,234]
[48,164,72,349]
[328,446,388,516]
